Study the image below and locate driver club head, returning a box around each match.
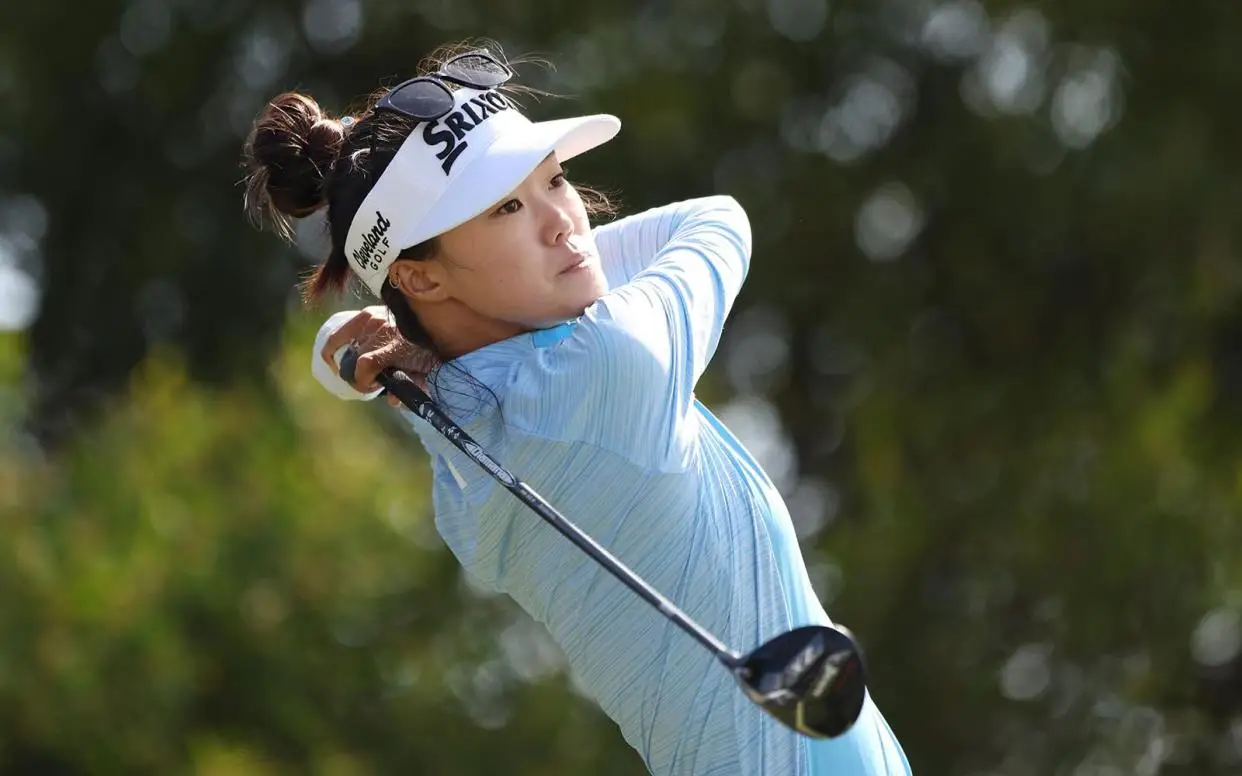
[732,625,867,739]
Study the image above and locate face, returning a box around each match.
[391,154,608,332]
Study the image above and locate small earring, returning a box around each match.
[388,275,400,289]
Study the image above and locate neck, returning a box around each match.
[414,298,530,361]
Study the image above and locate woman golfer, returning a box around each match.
[243,44,911,776]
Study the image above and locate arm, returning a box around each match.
[595,194,751,389]
[311,306,439,404]
[528,196,752,468]
[592,200,718,290]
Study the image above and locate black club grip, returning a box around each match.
[338,346,361,387]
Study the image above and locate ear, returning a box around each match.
[389,259,449,303]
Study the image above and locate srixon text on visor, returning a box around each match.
[350,91,514,274]
[423,91,513,175]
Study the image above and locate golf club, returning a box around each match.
[340,347,868,740]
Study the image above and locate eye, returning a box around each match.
[494,198,522,216]
[550,172,567,188]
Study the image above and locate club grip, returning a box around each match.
[337,345,434,416]
[338,346,361,387]
[338,344,402,394]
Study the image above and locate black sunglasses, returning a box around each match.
[374,51,513,122]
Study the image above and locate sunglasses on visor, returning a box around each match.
[374,50,513,122]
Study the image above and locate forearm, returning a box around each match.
[594,197,725,289]
[585,194,752,390]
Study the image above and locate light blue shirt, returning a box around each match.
[314,197,911,776]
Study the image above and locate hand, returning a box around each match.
[319,306,439,407]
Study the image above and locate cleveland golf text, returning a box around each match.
[352,211,392,272]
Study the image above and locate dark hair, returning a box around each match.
[241,41,614,414]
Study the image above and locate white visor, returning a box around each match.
[343,87,621,297]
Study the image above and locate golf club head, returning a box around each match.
[733,625,867,739]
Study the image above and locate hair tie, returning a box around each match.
[340,116,355,128]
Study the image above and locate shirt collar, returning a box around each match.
[424,319,578,412]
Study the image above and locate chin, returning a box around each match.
[560,297,601,321]
[546,290,604,324]
[569,274,608,306]
[537,269,606,323]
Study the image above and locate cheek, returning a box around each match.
[568,191,592,232]
[445,232,531,298]
[468,248,555,312]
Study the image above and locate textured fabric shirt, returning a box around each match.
[313,196,912,776]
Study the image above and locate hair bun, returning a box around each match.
[305,116,345,181]
[242,92,345,236]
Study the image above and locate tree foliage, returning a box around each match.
[3,0,1242,772]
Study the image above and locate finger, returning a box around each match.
[386,393,401,408]
[357,316,387,346]
[320,311,378,368]
[352,354,381,390]
[353,340,403,390]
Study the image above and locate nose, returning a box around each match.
[540,196,575,247]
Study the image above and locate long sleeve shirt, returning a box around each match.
[313,196,911,776]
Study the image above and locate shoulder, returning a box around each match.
[495,323,696,471]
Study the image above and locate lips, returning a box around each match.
[558,254,591,275]
[559,237,593,274]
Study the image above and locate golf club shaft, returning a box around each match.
[363,361,742,667]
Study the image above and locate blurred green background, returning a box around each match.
[3,0,1242,773]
